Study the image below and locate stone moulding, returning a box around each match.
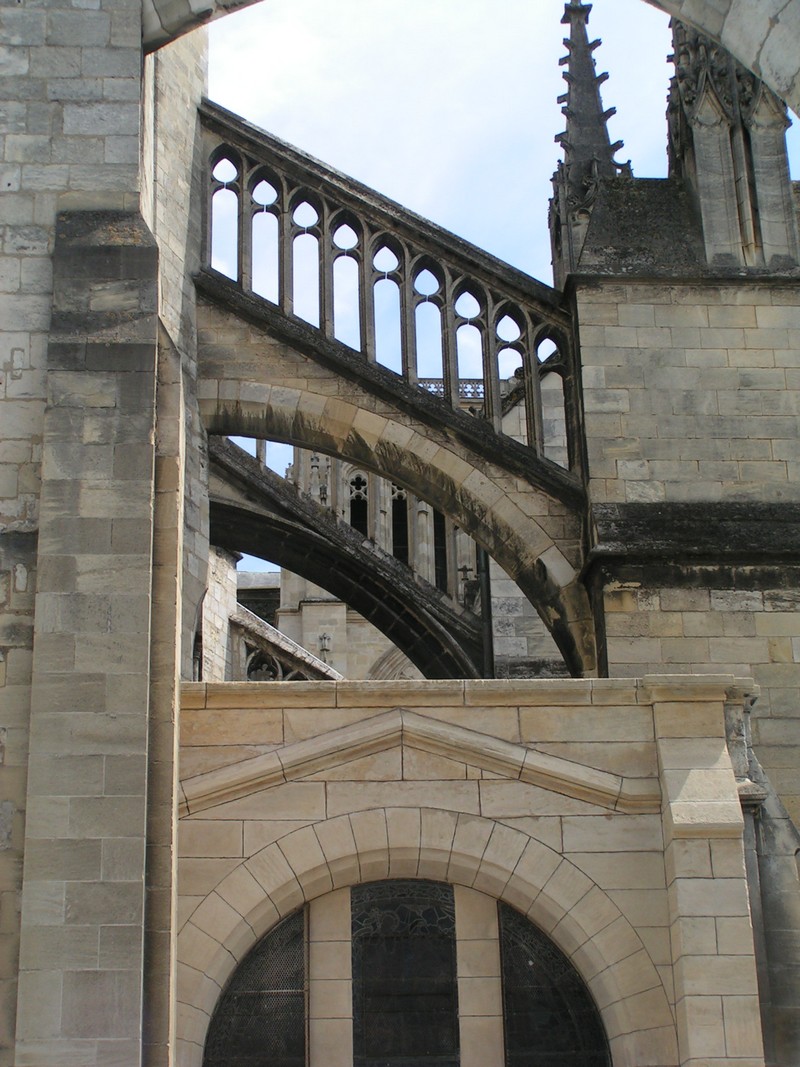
[179,706,662,817]
[176,805,681,1067]
[181,673,756,708]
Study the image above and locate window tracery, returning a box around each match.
[202,883,611,1067]
[352,881,459,1067]
[203,115,580,478]
[349,472,369,536]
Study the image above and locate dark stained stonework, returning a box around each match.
[208,437,484,679]
[589,502,800,565]
[575,178,706,276]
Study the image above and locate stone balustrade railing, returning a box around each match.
[200,100,580,471]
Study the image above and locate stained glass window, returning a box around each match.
[351,880,459,1067]
[201,885,612,1067]
[203,908,306,1067]
[499,902,611,1067]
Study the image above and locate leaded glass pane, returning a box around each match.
[352,880,459,1067]
[203,908,306,1067]
[499,902,611,1067]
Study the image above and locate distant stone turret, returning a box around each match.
[549,1,629,287]
[668,19,799,268]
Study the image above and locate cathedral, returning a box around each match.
[1,0,800,1064]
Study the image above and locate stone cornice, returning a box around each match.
[182,675,752,709]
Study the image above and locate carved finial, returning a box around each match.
[550,2,629,285]
[561,2,591,27]
[556,0,624,186]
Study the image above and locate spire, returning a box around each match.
[549,3,629,286]
[555,3,623,192]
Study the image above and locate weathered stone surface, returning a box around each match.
[15,210,158,1067]
[175,677,758,1067]
[2,4,800,1065]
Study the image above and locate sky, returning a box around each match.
[208,0,800,571]
[210,0,677,283]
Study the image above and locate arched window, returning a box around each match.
[352,881,458,1067]
[203,908,306,1067]
[499,902,610,1067]
[433,508,449,593]
[390,484,409,566]
[202,882,610,1067]
[349,472,369,536]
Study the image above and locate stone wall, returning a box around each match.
[0,531,34,1065]
[277,594,420,681]
[142,31,209,679]
[1,0,143,530]
[578,280,800,505]
[202,547,238,682]
[0,19,207,1063]
[0,4,145,1055]
[176,676,765,1067]
[15,211,159,1067]
[489,560,563,676]
[578,276,800,825]
[600,578,800,826]
[1,1,799,1061]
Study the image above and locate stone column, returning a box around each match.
[688,104,744,265]
[745,93,800,267]
[454,886,505,1067]
[15,212,159,1067]
[0,0,146,1047]
[308,888,352,1067]
[649,677,766,1067]
[414,495,435,584]
[143,330,186,1067]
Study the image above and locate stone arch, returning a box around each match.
[200,382,595,676]
[208,442,483,678]
[209,499,482,677]
[144,0,800,117]
[366,645,422,680]
[647,1,800,108]
[176,807,677,1067]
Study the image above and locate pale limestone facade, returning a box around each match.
[578,279,800,824]
[579,282,800,505]
[1,1,800,1065]
[177,677,764,1067]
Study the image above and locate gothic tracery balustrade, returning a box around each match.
[201,101,581,474]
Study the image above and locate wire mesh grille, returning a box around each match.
[499,902,611,1067]
[201,887,613,1067]
[203,908,306,1067]
[352,880,459,1067]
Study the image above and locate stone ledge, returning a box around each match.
[182,674,755,709]
[590,502,800,565]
